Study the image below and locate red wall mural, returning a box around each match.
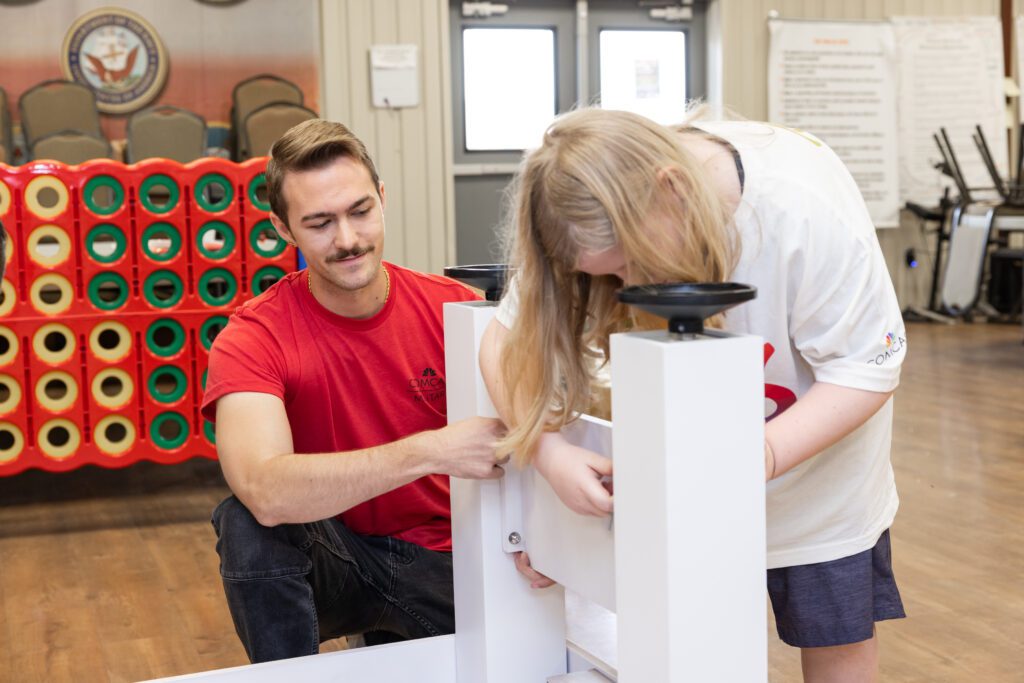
[0,0,320,153]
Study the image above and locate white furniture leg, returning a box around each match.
[612,330,766,682]
[445,301,569,683]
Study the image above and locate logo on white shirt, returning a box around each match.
[867,333,905,365]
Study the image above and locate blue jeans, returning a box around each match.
[211,495,455,663]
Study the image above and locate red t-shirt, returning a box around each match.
[201,263,478,551]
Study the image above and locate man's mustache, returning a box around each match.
[329,245,374,262]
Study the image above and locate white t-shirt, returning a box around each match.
[496,122,906,569]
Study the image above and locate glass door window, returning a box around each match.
[450,0,707,264]
[599,29,687,125]
[463,28,557,151]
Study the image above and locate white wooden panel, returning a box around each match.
[611,330,766,682]
[444,301,569,683]
[548,671,613,682]
[565,590,617,679]
[144,635,456,683]
[522,416,616,613]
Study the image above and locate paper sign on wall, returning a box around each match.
[370,44,419,109]
[893,16,1006,207]
[768,19,900,228]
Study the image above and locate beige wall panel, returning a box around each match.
[802,0,827,16]
[423,0,457,268]
[864,0,887,17]
[319,0,453,274]
[835,1,861,19]
[397,0,430,271]
[718,0,1003,307]
[343,1,378,158]
[371,0,408,265]
[321,1,352,125]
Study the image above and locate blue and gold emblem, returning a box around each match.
[61,8,168,114]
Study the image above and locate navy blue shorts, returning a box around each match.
[766,529,906,648]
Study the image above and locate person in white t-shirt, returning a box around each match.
[479,108,907,681]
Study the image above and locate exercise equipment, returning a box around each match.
[906,127,1024,323]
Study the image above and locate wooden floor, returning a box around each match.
[0,322,1021,682]
[769,322,1024,682]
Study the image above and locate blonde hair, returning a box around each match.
[498,108,738,463]
[265,119,381,226]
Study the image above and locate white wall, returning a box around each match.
[319,0,454,274]
[715,0,1003,307]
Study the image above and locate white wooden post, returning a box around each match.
[611,329,766,681]
[444,301,569,682]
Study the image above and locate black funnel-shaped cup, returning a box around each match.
[444,264,510,302]
[618,282,757,335]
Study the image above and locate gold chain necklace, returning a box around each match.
[308,264,390,305]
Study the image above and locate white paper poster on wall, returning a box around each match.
[370,44,420,109]
[768,19,900,228]
[893,16,1006,207]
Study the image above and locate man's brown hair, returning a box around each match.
[265,119,382,226]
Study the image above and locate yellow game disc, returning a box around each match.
[0,279,16,317]
[38,418,80,460]
[29,273,74,315]
[34,370,78,413]
[0,374,22,415]
[32,323,76,365]
[94,414,136,456]
[27,225,72,267]
[2,235,12,269]
[0,180,11,217]
[24,175,69,219]
[0,326,18,366]
[91,367,134,410]
[0,422,24,464]
[88,321,132,363]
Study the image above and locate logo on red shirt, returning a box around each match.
[408,367,446,403]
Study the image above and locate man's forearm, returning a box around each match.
[230,430,438,526]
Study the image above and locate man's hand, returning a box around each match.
[514,551,556,589]
[534,432,613,517]
[429,417,507,480]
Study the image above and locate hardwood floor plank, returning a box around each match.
[0,322,1021,681]
[768,322,1024,681]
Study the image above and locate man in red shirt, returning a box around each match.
[201,119,505,663]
